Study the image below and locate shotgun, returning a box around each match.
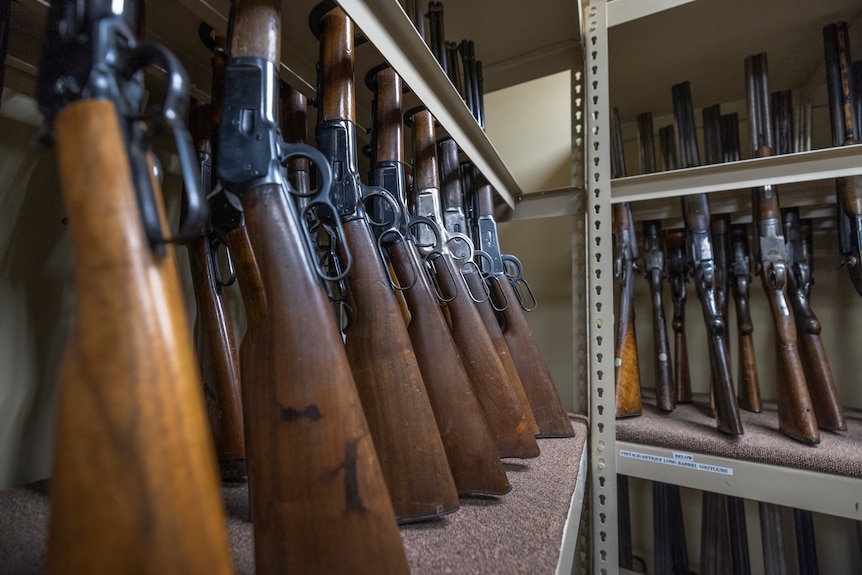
[654,481,691,575]
[366,63,510,495]
[824,22,862,296]
[673,81,742,435]
[312,3,459,521]
[794,508,820,575]
[637,112,674,412]
[217,0,410,570]
[727,495,752,575]
[37,0,234,571]
[783,209,846,430]
[731,223,763,412]
[760,503,789,575]
[700,491,733,575]
[438,136,540,436]
[404,104,540,457]
[618,475,633,570]
[745,53,819,444]
[611,108,642,418]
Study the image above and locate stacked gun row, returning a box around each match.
[36,0,572,573]
[613,22,862,446]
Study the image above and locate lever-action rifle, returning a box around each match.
[405,104,540,457]
[366,63,510,495]
[611,108,642,418]
[673,82,742,435]
[37,0,234,571]
[312,2,459,522]
[217,0,409,570]
[636,112,674,412]
[824,22,862,296]
[745,53,819,444]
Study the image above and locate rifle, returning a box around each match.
[824,22,862,296]
[366,63,510,495]
[783,209,847,430]
[438,137,540,437]
[611,108,642,418]
[404,104,540,457]
[217,0,409,570]
[185,27,247,481]
[636,113,675,412]
[672,81,742,435]
[312,4,459,521]
[731,224,763,412]
[745,52,819,444]
[37,0,233,571]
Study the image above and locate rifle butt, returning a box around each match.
[468,272,540,436]
[187,236,247,480]
[737,331,763,413]
[49,99,234,575]
[797,328,847,431]
[239,185,409,573]
[496,276,574,436]
[615,311,642,418]
[700,298,743,435]
[387,238,511,496]
[648,281,675,411]
[673,319,692,403]
[341,218,459,521]
[434,255,540,458]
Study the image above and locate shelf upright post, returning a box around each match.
[585,1,618,573]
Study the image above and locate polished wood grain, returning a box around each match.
[613,203,642,419]
[321,7,355,123]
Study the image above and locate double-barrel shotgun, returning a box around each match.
[365,63,510,496]
[636,112,675,412]
[311,2,459,523]
[37,0,234,571]
[745,52,819,444]
[611,108,642,418]
[216,0,409,570]
[673,81,742,435]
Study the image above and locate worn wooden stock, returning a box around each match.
[665,232,692,406]
[731,224,762,413]
[410,108,539,458]
[48,100,234,575]
[186,103,247,480]
[746,53,819,444]
[642,220,675,412]
[370,65,509,495]
[319,6,459,522]
[785,206,846,432]
[225,0,409,571]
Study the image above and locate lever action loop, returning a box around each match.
[502,253,538,311]
[377,229,418,292]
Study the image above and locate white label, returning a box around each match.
[619,449,733,476]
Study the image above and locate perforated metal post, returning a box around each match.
[585,1,618,574]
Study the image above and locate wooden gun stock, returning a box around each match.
[218,0,409,571]
[642,220,675,411]
[784,211,846,431]
[49,100,234,575]
[731,224,762,412]
[318,6,458,522]
[665,229,692,404]
[746,53,819,444]
[369,65,510,495]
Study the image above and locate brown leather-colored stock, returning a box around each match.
[321,8,356,123]
[48,99,234,575]
[413,110,439,190]
[375,67,404,164]
[341,218,460,520]
[613,203,642,419]
[388,238,511,495]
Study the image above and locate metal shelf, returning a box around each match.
[616,441,862,521]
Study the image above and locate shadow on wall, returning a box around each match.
[0,116,74,488]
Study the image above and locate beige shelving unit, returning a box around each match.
[587,0,862,573]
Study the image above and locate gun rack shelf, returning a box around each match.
[0,419,588,575]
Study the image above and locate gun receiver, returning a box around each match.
[367,64,510,496]
[784,209,846,431]
[611,108,641,418]
[673,82,742,435]
[746,53,819,444]
[637,112,674,412]
[216,0,410,570]
[824,22,862,296]
[37,0,234,571]
[405,105,540,457]
[314,4,459,522]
